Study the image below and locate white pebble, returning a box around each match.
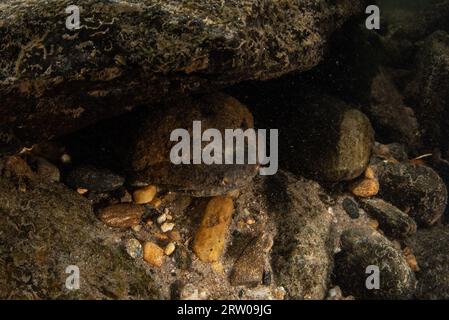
[161,222,175,233]
[125,238,142,259]
[60,153,72,164]
[157,213,167,224]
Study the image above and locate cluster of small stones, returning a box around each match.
[5,88,447,300]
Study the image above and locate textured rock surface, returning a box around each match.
[267,171,334,299]
[359,198,417,239]
[284,96,374,182]
[0,158,160,299]
[369,69,420,148]
[407,31,449,151]
[335,227,416,300]
[128,92,258,196]
[230,234,271,287]
[0,0,367,154]
[406,226,449,299]
[374,162,448,227]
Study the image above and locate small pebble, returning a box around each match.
[350,178,379,197]
[364,166,377,179]
[246,218,255,225]
[150,197,162,208]
[125,238,142,259]
[77,188,88,195]
[157,213,167,224]
[154,232,169,241]
[143,241,165,267]
[168,230,182,242]
[327,286,343,300]
[98,203,144,228]
[60,153,71,164]
[133,185,157,204]
[161,222,175,233]
[131,225,142,232]
[164,242,176,256]
[342,198,360,219]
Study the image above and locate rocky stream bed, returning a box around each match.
[1,0,449,300]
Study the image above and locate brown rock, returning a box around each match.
[0,156,35,179]
[143,242,165,268]
[133,185,157,204]
[369,69,421,147]
[150,197,162,208]
[403,247,420,272]
[193,196,234,262]
[128,93,258,196]
[279,96,374,182]
[98,203,144,228]
[364,166,377,179]
[34,157,60,183]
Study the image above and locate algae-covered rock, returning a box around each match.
[0,0,368,154]
[0,157,160,299]
[335,227,416,300]
[369,69,421,148]
[283,96,374,182]
[266,171,334,299]
[407,31,449,151]
[406,226,449,299]
[359,198,417,239]
[374,161,448,227]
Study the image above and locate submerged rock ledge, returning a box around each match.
[0,0,367,153]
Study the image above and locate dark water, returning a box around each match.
[379,0,440,10]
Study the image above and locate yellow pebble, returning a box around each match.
[164,242,176,256]
[350,178,379,198]
[143,242,164,267]
[364,166,376,179]
[150,197,162,208]
[193,196,234,263]
[133,185,157,204]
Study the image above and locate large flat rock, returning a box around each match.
[0,0,367,153]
